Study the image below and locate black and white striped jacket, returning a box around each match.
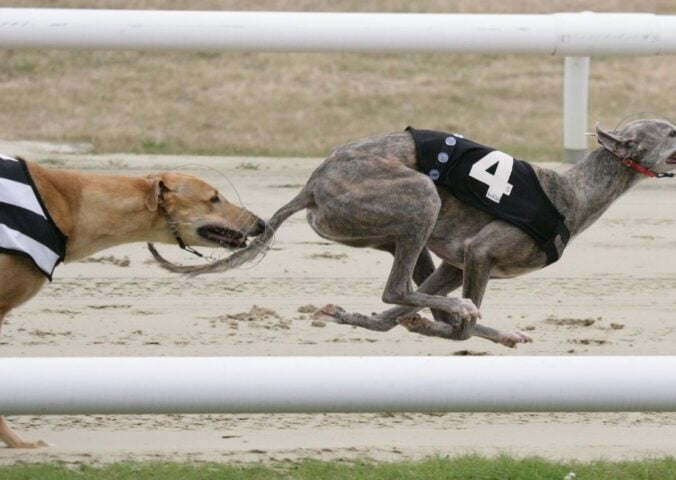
[0,154,67,280]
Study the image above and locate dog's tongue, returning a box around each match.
[222,235,246,248]
[199,225,246,247]
[213,230,246,247]
[209,231,244,244]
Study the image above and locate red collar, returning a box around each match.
[620,157,674,178]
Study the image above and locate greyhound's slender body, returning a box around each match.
[153,119,676,347]
[0,159,265,448]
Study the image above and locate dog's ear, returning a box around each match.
[596,124,633,158]
[144,176,164,212]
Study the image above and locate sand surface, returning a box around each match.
[1,147,676,464]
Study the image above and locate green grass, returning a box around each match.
[2,456,676,480]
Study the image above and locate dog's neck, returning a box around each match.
[562,147,642,234]
[30,166,171,262]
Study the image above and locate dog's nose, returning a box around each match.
[249,218,267,237]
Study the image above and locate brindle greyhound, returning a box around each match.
[151,119,676,348]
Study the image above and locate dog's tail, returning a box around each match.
[149,189,314,276]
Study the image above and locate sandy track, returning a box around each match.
[1,151,676,464]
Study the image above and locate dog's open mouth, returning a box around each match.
[198,225,247,248]
[667,152,676,164]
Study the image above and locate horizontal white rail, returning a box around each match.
[1,9,675,55]
[1,356,676,415]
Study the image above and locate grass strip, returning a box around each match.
[2,455,676,480]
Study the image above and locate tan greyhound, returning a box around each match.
[151,119,676,348]
[0,156,265,448]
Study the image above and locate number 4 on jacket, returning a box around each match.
[469,151,514,204]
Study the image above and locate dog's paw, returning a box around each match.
[496,331,534,348]
[11,439,51,449]
[312,304,346,323]
[459,298,481,321]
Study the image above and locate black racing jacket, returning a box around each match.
[407,127,569,264]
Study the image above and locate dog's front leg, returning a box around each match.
[457,237,493,340]
[396,226,536,347]
[458,224,538,347]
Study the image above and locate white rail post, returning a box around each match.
[563,56,591,163]
[1,10,675,162]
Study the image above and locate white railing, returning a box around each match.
[1,10,674,54]
[2,356,676,414]
[1,9,675,161]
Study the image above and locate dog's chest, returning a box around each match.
[406,127,569,264]
[0,154,67,280]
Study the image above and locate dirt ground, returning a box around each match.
[1,144,676,464]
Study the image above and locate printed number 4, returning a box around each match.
[469,151,514,203]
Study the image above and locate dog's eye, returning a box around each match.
[669,130,676,138]
[210,194,220,204]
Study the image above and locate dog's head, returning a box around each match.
[144,172,266,249]
[596,119,676,174]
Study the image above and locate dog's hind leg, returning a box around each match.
[316,261,464,331]
[0,260,51,448]
[317,234,479,332]
[378,227,480,322]
[411,247,436,287]
[305,146,485,335]
[0,417,49,449]
[375,245,437,288]
[317,260,516,344]
[317,245,450,330]
[0,310,49,448]
[314,221,530,345]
